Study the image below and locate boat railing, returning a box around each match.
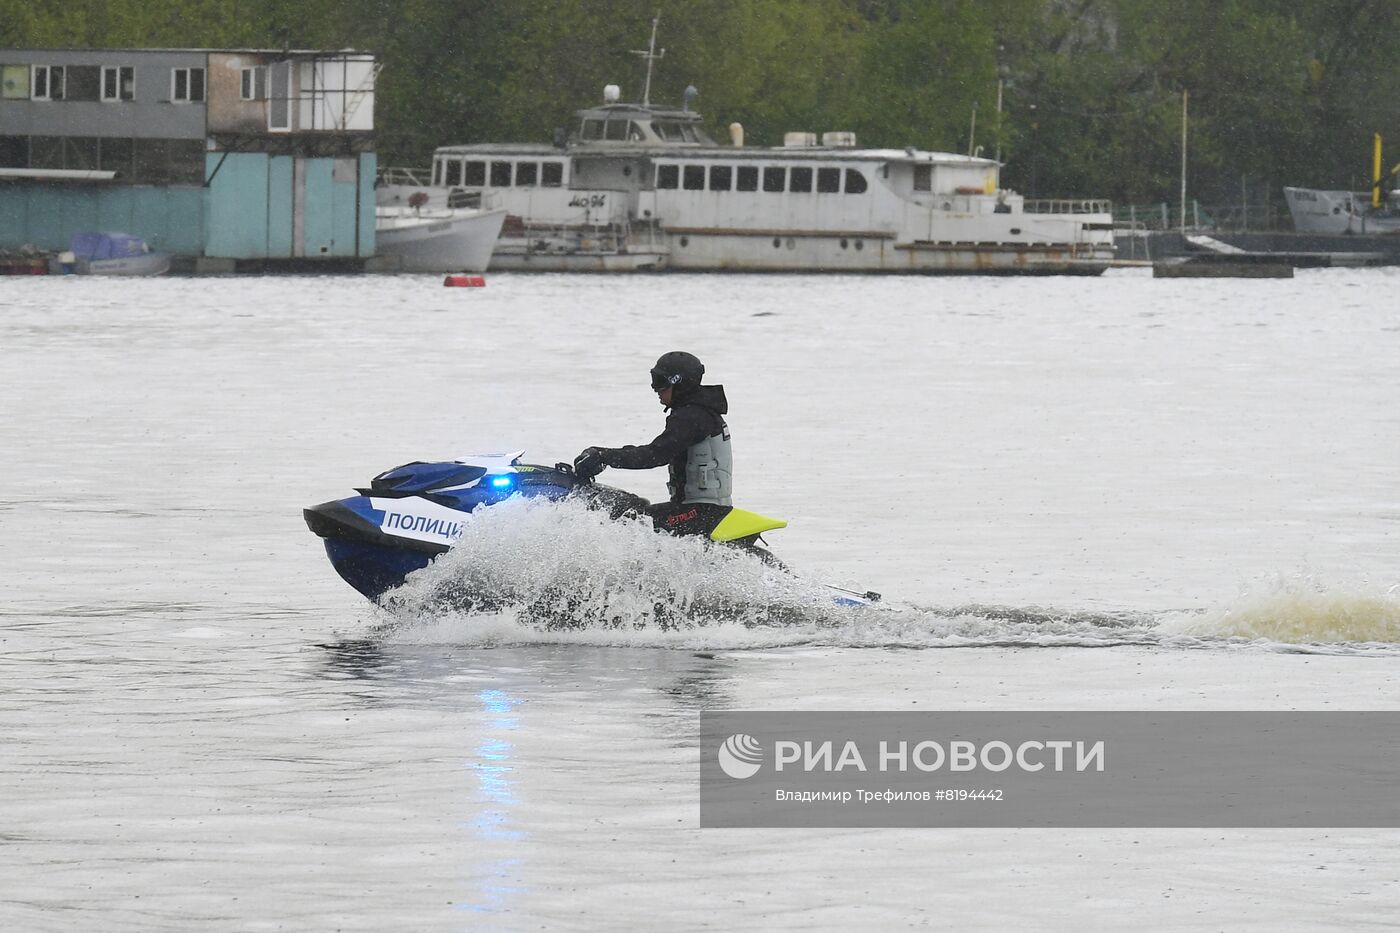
[1023,198,1113,215]
[377,166,432,188]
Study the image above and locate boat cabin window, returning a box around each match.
[463,160,486,186]
[542,161,563,186]
[817,167,841,193]
[763,166,785,192]
[736,166,758,191]
[913,164,932,191]
[582,119,605,140]
[683,165,705,190]
[489,161,512,186]
[444,159,462,187]
[516,161,538,186]
[789,166,813,193]
[680,124,699,142]
[708,165,732,191]
[657,164,679,189]
[605,119,638,142]
[844,168,867,194]
[654,121,681,142]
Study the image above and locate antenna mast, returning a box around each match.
[631,13,665,105]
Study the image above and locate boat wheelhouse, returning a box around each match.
[377,32,1114,274]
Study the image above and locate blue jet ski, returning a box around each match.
[303,451,879,608]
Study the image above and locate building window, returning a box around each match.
[172,67,205,103]
[99,137,135,177]
[489,161,511,186]
[31,65,63,100]
[789,166,813,193]
[913,164,932,192]
[240,66,266,101]
[736,166,758,191]
[0,136,28,167]
[542,161,563,186]
[268,61,290,130]
[64,66,101,101]
[133,138,205,185]
[1,64,30,99]
[844,169,868,194]
[657,164,678,189]
[463,160,486,185]
[515,161,538,186]
[708,165,732,191]
[817,167,841,193]
[102,66,134,102]
[762,166,785,192]
[682,165,705,190]
[30,135,64,168]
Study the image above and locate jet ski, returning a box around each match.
[303,451,880,609]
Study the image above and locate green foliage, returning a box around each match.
[6,0,1400,205]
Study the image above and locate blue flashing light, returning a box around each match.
[490,475,513,488]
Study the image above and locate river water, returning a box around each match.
[3,270,1399,930]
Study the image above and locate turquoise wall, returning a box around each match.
[1,151,374,259]
[359,152,377,255]
[204,153,271,258]
[268,156,293,258]
[0,185,204,254]
[301,158,334,257]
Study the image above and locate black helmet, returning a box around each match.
[650,351,705,391]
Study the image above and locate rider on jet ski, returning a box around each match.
[574,351,732,537]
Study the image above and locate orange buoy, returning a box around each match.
[443,274,486,287]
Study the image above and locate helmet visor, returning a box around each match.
[650,369,674,390]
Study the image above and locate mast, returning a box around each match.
[631,13,665,106]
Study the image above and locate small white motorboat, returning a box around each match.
[375,202,507,273]
[69,232,171,276]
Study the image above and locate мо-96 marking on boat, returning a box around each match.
[376,21,1116,275]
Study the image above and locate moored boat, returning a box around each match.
[374,204,507,273]
[1285,134,1400,236]
[377,23,1115,275]
[69,232,171,276]
[1284,187,1400,235]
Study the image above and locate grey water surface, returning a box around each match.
[3,270,1399,930]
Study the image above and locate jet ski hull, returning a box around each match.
[305,452,880,609]
[322,538,435,601]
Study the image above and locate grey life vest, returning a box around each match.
[671,419,732,505]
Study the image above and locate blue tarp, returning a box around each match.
[70,232,148,260]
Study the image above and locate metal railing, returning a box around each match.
[376,165,432,188]
[1113,200,1288,233]
[1023,198,1113,215]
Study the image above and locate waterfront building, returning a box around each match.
[0,48,377,269]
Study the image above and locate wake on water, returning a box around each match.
[368,498,1400,655]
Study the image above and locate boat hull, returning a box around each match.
[375,207,507,272]
[1285,187,1400,236]
[322,538,434,601]
[76,253,172,276]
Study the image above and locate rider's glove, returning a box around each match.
[573,447,606,482]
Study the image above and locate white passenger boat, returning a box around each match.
[379,26,1115,275]
[374,203,507,273]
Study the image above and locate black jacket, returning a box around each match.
[601,384,728,502]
